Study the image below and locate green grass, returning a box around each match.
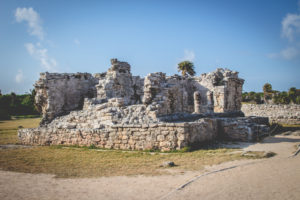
[0,118,40,145]
[0,118,269,178]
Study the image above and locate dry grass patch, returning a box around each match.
[0,147,241,177]
[0,146,265,178]
[0,118,268,178]
[0,118,40,144]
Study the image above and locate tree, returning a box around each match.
[263,83,273,103]
[279,92,290,104]
[263,83,272,93]
[288,87,297,103]
[177,61,196,77]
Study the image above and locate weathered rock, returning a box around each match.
[19,59,269,151]
[242,104,300,125]
[35,72,97,124]
[160,161,175,167]
[218,116,269,142]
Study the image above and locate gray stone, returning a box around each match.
[160,161,175,167]
[18,59,269,151]
[242,104,300,125]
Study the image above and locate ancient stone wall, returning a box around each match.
[19,59,268,151]
[196,69,244,113]
[141,68,244,116]
[35,72,97,124]
[219,116,269,142]
[242,104,300,125]
[34,60,244,125]
[18,119,218,151]
[18,116,268,150]
[96,59,144,105]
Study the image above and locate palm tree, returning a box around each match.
[177,61,196,77]
[263,83,273,103]
[263,83,272,93]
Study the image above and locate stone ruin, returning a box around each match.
[18,59,269,151]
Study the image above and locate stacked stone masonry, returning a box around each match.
[19,59,270,151]
[242,104,300,125]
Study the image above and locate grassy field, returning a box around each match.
[0,118,268,178]
[0,117,40,145]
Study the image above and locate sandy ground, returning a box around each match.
[1,135,300,200]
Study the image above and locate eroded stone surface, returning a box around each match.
[20,59,269,150]
[242,104,300,125]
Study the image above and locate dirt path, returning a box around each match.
[1,135,300,200]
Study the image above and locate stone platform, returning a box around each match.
[18,59,270,151]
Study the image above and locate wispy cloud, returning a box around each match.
[268,47,299,60]
[15,7,44,40]
[74,38,80,45]
[281,13,300,42]
[181,49,195,62]
[15,7,59,72]
[269,1,300,60]
[281,46,299,60]
[15,69,24,83]
[25,43,57,72]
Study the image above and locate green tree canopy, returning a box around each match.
[177,61,196,77]
[263,83,273,101]
[263,83,272,93]
[288,87,297,103]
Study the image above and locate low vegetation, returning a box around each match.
[0,118,270,178]
[0,90,40,120]
[242,83,300,104]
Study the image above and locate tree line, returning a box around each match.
[0,90,39,120]
[243,83,300,104]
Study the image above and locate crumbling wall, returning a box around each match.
[242,104,300,125]
[24,59,263,151]
[96,59,143,105]
[196,68,244,113]
[18,119,218,151]
[219,116,269,142]
[142,73,195,116]
[18,115,269,150]
[35,60,244,125]
[35,72,97,124]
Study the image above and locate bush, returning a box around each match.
[296,96,300,104]
[0,89,39,119]
[243,86,300,105]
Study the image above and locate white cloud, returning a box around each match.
[25,43,57,72]
[15,7,59,72]
[15,69,24,83]
[281,13,300,41]
[74,38,80,45]
[15,7,44,40]
[281,46,299,60]
[181,49,195,62]
[269,2,300,60]
[267,47,299,60]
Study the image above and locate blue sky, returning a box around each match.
[0,0,300,94]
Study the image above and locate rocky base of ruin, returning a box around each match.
[18,97,269,151]
[18,59,270,151]
[18,116,269,151]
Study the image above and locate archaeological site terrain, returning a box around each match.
[18,59,269,151]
